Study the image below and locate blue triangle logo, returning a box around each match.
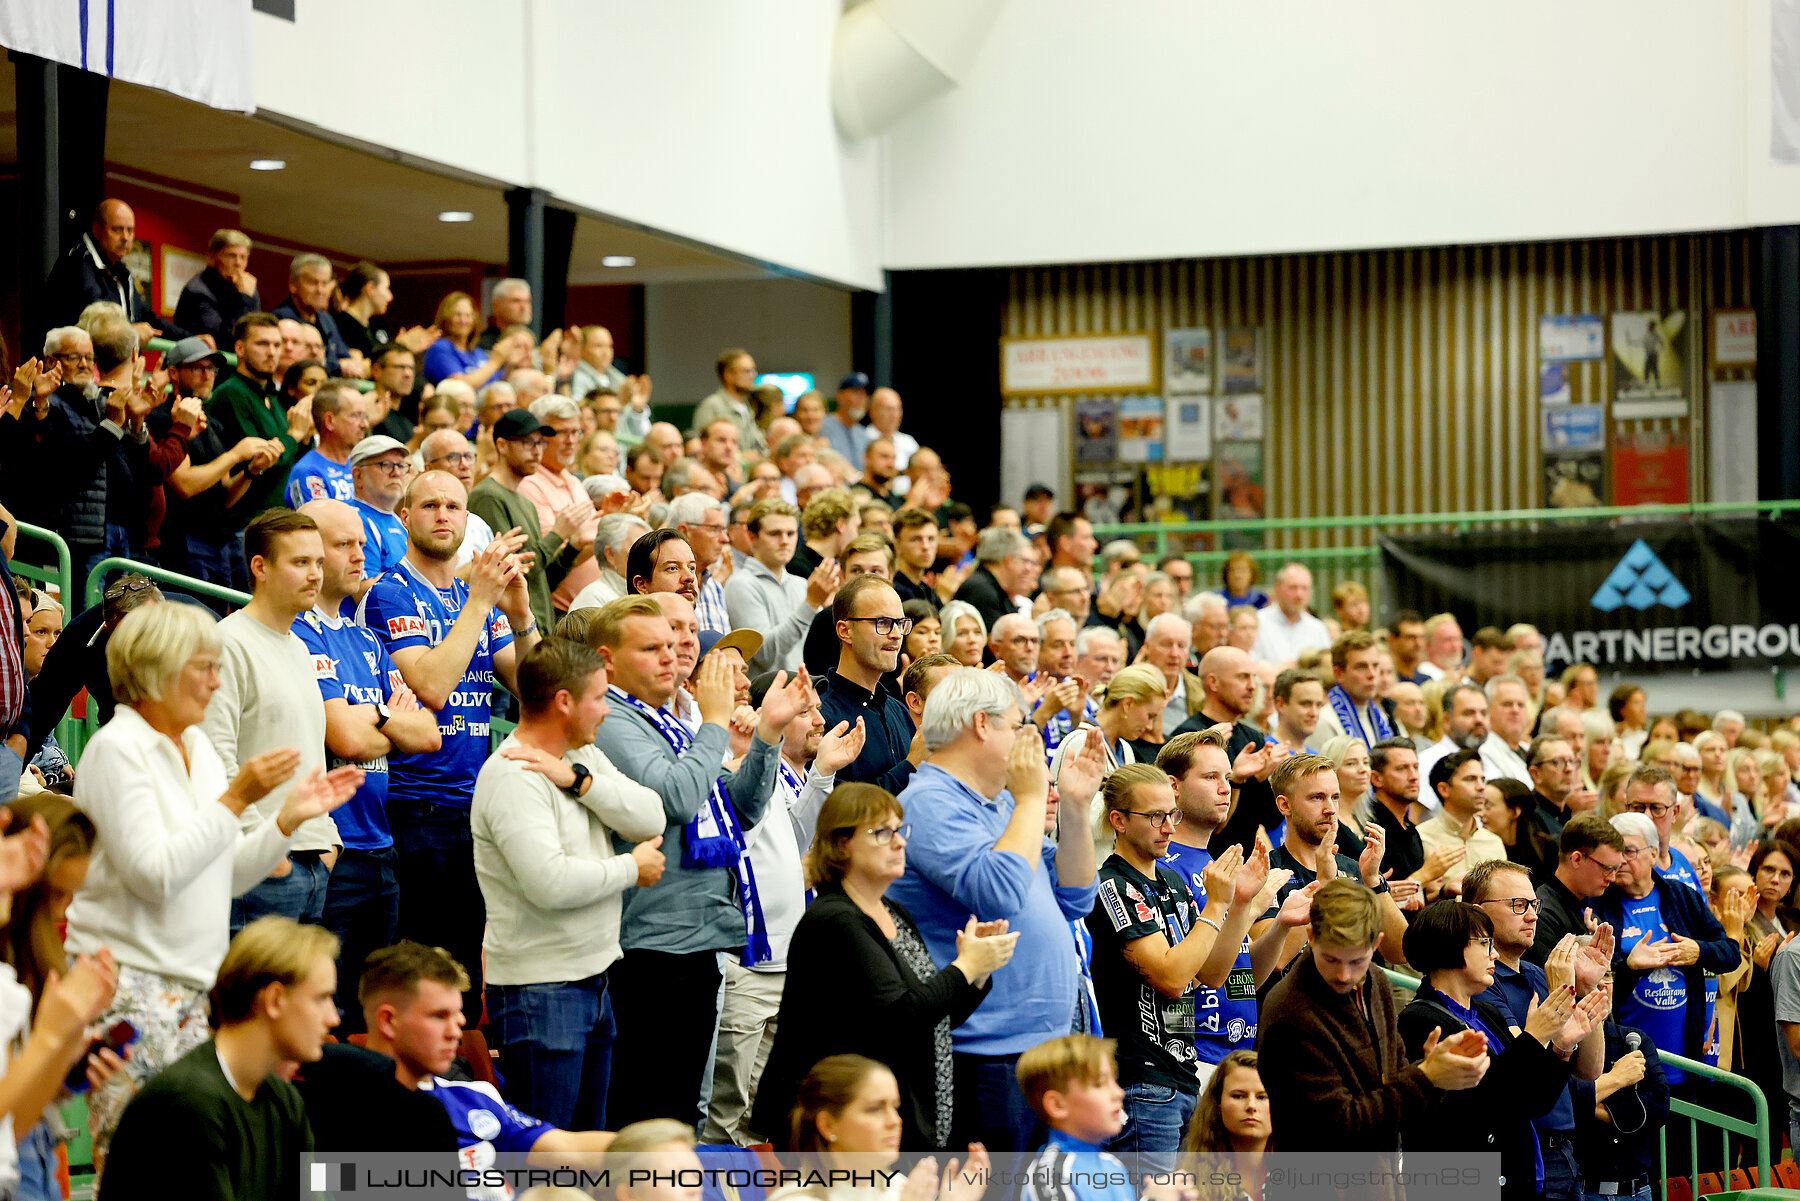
[1591,540,1690,611]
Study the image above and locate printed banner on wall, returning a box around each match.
[1116,396,1165,462]
[1613,423,1690,506]
[1611,311,1688,404]
[1001,334,1156,395]
[0,0,255,112]
[1539,314,1605,362]
[1379,518,1800,675]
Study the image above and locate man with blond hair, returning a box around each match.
[788,486,860,580]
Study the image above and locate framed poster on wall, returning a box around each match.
[1164,328,1213,395]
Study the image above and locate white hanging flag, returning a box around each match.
[0,0,255,113]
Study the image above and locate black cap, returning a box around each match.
[492,409,554,441]
[748,669,784,709]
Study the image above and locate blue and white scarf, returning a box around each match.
[1327,684,1392,745]
[610,686,771,965]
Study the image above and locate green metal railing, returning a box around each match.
[12,522,79,755]
[1379,968,1782,1201]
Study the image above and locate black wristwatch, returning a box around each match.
[565,763,592,797]
[373,701,392,730]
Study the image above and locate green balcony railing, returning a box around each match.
[12,522,78,754]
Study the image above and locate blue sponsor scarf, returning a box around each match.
[609,686,770,964]
[1327,684,1392,745]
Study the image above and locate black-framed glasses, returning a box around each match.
[1627,801,1674,817]
[846,616,913,636]
[1126,809,1182,827]
[838,822,911,846]
[361,459,409,475]
[1469,937,1496,955]
[1584,855,1625,877]
[1480,897,1541,915]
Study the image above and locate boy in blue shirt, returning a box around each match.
[1018,1035,1136,1201]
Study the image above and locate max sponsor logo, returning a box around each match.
[387,616,429,639]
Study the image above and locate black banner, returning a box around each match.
[1378,516,1800,675]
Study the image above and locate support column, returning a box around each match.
[1758,226,1800,501]
[505,187,574,337]
[13,54,62,321]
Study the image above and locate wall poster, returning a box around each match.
[1164,328,1213,395]
[1220,327,1262,394]
[1117,396,1165,462]
[1001,333,1157,395]
[1075,399,1118,463]
[1611,311,1688,409]
[1613,423,1690,506]
[1214,394,1265,440]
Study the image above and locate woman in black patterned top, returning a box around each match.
[751,783,1018,1149]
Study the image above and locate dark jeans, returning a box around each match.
[1541,1129,1581,1201]
[606,949,723,1129]
[179,533,248,597]
[488,973,615,1132]
[230,852,330,935]
[321,847,400,1035]
[391,799,485,1027]
[952,1050,1044,1153]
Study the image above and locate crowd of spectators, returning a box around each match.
[0,201,1793,1201]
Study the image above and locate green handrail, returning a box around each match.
[1380,968,1776,1199]
[81,558,252,746]
[1093,499,1800,541]
[10,522,79,755]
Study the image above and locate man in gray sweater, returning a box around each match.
[723,498,838,675]
[587,594,811,1127]
[472,637,666,1133]
[202,509,336,931]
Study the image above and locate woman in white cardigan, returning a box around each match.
[64,602,361,1162]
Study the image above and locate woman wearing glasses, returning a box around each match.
[1397,900,1604,1200]
[750,783,1018,1150]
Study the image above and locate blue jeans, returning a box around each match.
[1107,1081,1198,1175]
[230,852,330,935]
[488,974,615,1133]
[0,745,24,808]
[1541,1131,1581,1201]
[16,1119,61,1200]
[953,1051,1044,1152]
[320,847,400,1035]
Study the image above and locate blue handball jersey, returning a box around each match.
[360,559,513,809]
[420,1076,547,1200]
[1161,841,1261,1064]
[292,606,407,851]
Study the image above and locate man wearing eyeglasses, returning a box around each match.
[1623,763,1704,895]
[419,429,497,568]
[1530,814,1628,963]
[1466,858,1611,1200]
[817,575,925,795]
[520,397,605,615]
[665,493,730,635]
[349,436,415,584]
[469,409,591,638]
[1525,733,1593,845]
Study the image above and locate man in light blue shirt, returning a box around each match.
[285,380,367,506]
[888,667,1101,1152]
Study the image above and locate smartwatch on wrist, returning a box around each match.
[373,701,391,730]
[565,762,592,797]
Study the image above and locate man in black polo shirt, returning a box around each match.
[817,575,923,794]
[1526,732,1597,844]
[1529,813,1627,964]
[1172,646,1282,854]
[1367,736,1427,881]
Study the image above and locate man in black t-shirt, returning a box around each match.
[1086,761,1268,1174]
[1171,646,1283,853]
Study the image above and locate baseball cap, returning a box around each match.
[493,409,554,442]
[165,336,226,367]
[698,628,764,668]
[838,372,872,392]
[348,435,409,467]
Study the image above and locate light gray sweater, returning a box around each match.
[200,610,335,852]
[471,734,666,985]
[724,556,815,674]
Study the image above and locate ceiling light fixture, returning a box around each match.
[438,211,475,223]
[248,159,286,171]
[602,255,637,268]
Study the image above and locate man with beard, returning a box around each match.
[1172,646,1283,853]
[470,409,590,637]
[211,313,316,518]
[852,438,901,510]
[420,429,497,567]
[1258,753,1407,964]
[202,510,337,929]
[361,470,539,1023]
[818,575,923,794]
[1417,682,1490,802]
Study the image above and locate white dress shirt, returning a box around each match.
[1249,607,1331,665]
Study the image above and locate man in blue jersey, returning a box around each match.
[294,499,444,1032]
[285,380,368,506]
[359,942,614,1189]
[1154,729,1314,1086]
[362,468,540,1024]
[350,435,412,585]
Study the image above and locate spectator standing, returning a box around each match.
[1256,880,1487,1175]
[473,638,666,1132]
[725,499,839,675]
[423,291,518,389]
[1416,682,1490,793]
[866,387,920,477]
[886,668,1100,1150]
[788,487,861,581]
[823,372,871,463]
[1573,1015,1667,1201]
[335,262,428,362]
[419,429,497,567]
[39,199,183,343]
[201,510,338,931]
[292,499,442,1029]
[570,514,649,610]
[173,229,260,346]
[361,469,540,1024]
[1418,749,1507,894]
[691,348,767,453]
[569,325,626,397]
[273,254,361,377]
[1530,814,1629,963]
[698,419,745,495]
[477,279,533,350]
[817,575,924,794]
[470,409,589,638]
[586,596,800,1127]
[1314,631,1393,746]
[1140,612,1203,738]
[65,602,357,1160]
[1171,647,1282,854]
[285,379,369,505]
[1269,667,1326,756]
[521,396,604,613]
[348,435,413,582]
[951,527,1034,634]
[209,313,314,519]
[366,345,420,442]
[99,919,339,1201]
[1247,565,1331,665]
[1481,675,1535,786]
[25,575,161,758]
[667,493,731,634]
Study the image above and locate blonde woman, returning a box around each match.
[1420,677,1454,744]
[1319,735,1371,858]
[1694,731,1731,817]
[1725,746,1768,849]
[1596,759,1637,820]
[1757,750,1794,834]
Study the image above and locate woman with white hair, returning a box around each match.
[64,602,361,1159]
[1693,730,1731,819]
[937,600,988,669]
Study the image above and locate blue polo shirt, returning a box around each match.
[285,448,355,507]
[1480,957,1577,1132]
[887,762,1098,1056]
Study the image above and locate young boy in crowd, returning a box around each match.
[1017,1035,1135,1201]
